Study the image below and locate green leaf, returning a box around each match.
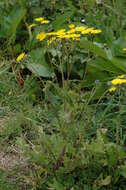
[79,39,126,72]
[82,82,107,100]
[100,176,111,186]
[119,165,126,178]
[27,63,53,77]
[88,58,123,74]
[109,57,126,72]
[0,5,26,43]
[49,179,64,190]
[52,10,74,30]
[27,48,53,77]
[79,39,107,59]
[30,48,46,65]
[81,66,110,87]
[66,0,76,11]
[86,0,96,7]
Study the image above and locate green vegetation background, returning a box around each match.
[1,0,126,189]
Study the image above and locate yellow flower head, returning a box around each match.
[67,29,76,34]
[47,37,56,46]
[58,33,80,40]
[117,74,125,79]
[16,53,25,62]
[36,32,46,41]
[70,34,80,40]
[75,26,86,32]
[47,32,57,36]
[90,29,102,34]
[123,48,126,51]
[56,29,66,36]
[81,28,94,35]
[41,20,49,24]
[69,24,75,29]
[35,17,44,22]
[28,23,36,29]
[111,78,126,85]
[109,86,117,92]
[109,74,126,92]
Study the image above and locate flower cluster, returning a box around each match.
[109,74,126,92]
[36,23,101,45]
[17,18,101,62]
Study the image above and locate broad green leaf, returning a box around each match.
[27,63,53,77]
[79,39,126,72]
[79,39,107,59]
[88,58,123,74]
[30,48,46,65]
[81,66,110,87]
[27,48,53,77]
[110,57,126,72]
[0,5,26,43]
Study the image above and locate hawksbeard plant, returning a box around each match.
[16,16,102,91]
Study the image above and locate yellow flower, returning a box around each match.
[75,26,86,32]
[123,48,126,51]
[35,17,44,22]
[56,29,66,36]
[69,24,75,29]
[67,29,76,34]
[35,17,49,24]
[81,30,90,35]
[47,37,56,46]
[36,32,46,41]
[47,32,57,36]
[58,33,80,40]
[109,86,117,92]
[70,34,80,40]
[16,53,25,62]
[81,28,94,35]
[90,29,102,34]
[35,22,101,43]
[117,74,125,79]
[28,23,36,29]
[41,20,49,24]
[111,78,126,85]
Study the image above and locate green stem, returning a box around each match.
[116,89,121,144]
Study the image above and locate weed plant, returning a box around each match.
[1,1,126,190]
